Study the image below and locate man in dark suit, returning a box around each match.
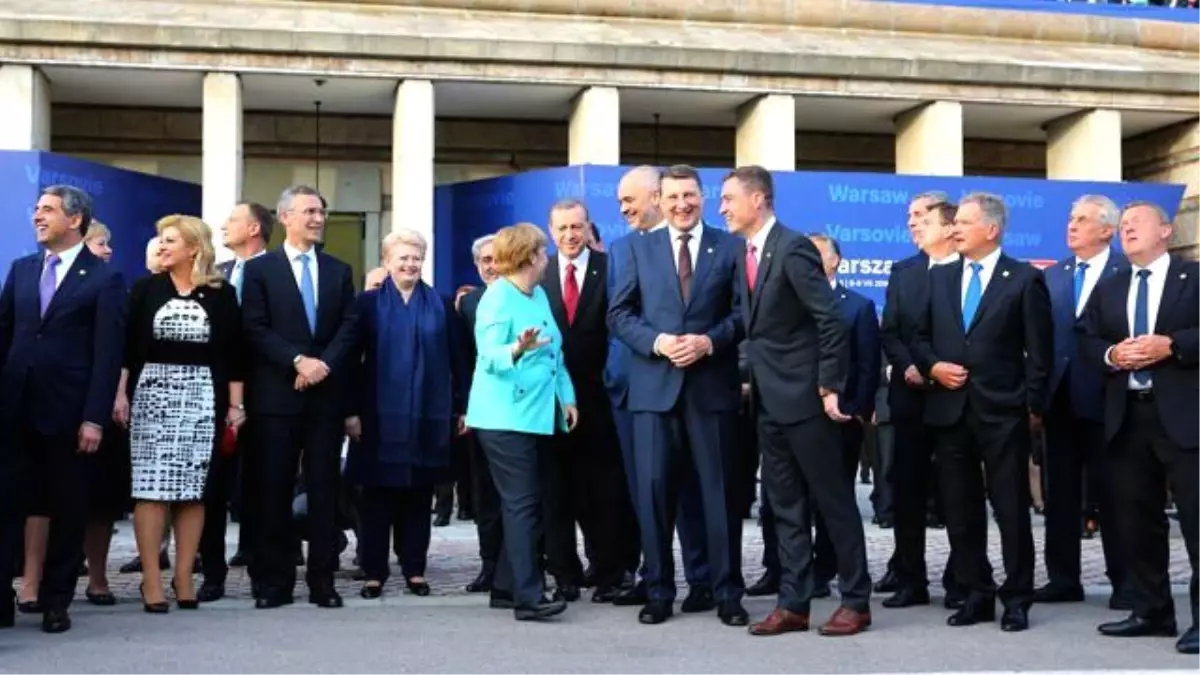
[241,185,357,610]
[541,198,636,602]
[606,165,710,608]
[718,166,867,637]
[1036,194,1129,608]
[1079,201,1197,655]
[0,185,125,633]
[609,164,747,627]
[807,234,880,596]
[913,191,1053,632]
[197,201,273,603]
[458,234,504,595]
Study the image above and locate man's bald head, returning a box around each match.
[617,165,662,232]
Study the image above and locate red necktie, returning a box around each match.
[564,263,580,325]
[746,244,759,292]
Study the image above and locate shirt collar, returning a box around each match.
[927,251,960,269]
[748,216,776,253]
[1132,252,1171,278]
[964,246,1002,272]
[238,249,267,264]
[667,222,702,243]
[282,242,315,262]
[650,220,668,233]
[829,278,838,291]
[1075,247,1110,271]
[559,247,590,274]
[47,240,85,269]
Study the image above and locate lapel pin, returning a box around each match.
[1064,264,1072,271]
[1181,273,1188,280]
[78,269,87,276]
[1001,270,1010,278]
[766,252,772,259]
[706,247,714,254]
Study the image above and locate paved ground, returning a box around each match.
[3,487,1194,673]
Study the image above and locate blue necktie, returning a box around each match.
[1073,261,1089,314]
[232,260,245,305]
[1133,268,1151,386]
[298,253,317,333]
[961,262,983,331]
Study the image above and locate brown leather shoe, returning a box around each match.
[819,607,872,636]
[748,608,810,636]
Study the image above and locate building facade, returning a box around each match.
[0,0,1196,273]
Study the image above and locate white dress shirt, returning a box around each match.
[45,241,85,289]
[668,224,703,273]
[283,242,319,309]
[960,247,1003,305]
[1119,252,1171,390]
[1071,247,1110,318]
[558,247,589,295]
[747,217,776,265]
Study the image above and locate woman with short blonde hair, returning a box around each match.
[84,221,113,263]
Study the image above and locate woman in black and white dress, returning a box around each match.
[114,215,245,611]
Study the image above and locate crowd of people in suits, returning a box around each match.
[0,166,1194,656]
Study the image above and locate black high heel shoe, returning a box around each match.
[171,580,199,610]
[406,578,431,597]
[140,583,169,614]
[360,582,383,599]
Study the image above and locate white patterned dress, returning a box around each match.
[130,297,216,501]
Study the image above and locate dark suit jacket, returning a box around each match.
[1043,251,1128,422]
[458,285,485,381]
[608,225,743,414]
[0,246,126,435]
[913,253,1054,427]
[241,248,358,416]
[218,259,235,279]
[880,253,930,422]
[603,233,636,409]
[543,252,610,419]
[736,223,846,425]
[1076,256,1199,449]
[835,284,881,418]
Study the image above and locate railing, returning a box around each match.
[877,0,1198,21]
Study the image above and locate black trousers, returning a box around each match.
[249,413,343,598]
[7,424,89,612]
[359,485,434,583]
[200,422,254,585]
[1109,396,1198,625]
[434,435,472,520]
[759,409,870,614]
[813,419,866,585]
[477,429,550,607]
[868,421,894,521]
[1043,389,1125,591]
[935,406,1035,608]
[469,433,503,571]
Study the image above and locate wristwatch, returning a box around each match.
[293,354,303,366]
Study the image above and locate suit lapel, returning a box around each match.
[685,226,714,310]
[543,260,568,333]
[42,249,95,323]
[946,260,965,333]
[966,255,1012,335]
[314,253,339,337]
[1053,260,1077,327]
[748,224,782,328]
[654,230,684,308]
[577,252,603,322]
[1155,258,1186,332]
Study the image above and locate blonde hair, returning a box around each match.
[155,214,223,288]
[85,221,112,243]
[491,223,547,276]
[382,228,429,260]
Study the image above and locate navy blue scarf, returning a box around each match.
[373,280,453,469]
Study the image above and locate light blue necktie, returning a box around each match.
[1133,269,1151,386]
[298,253,317,333]
[1073,261,1089,314]
[961,262,983,331]
[232,260,245,305]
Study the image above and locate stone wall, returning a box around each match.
[1125,120,1199,258]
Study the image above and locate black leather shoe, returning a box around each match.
[1176,625,1198,654]
[432,513,451,527]
[746,573,779,598]
[140,583,169,614]
[947,600,995,627]
[228,551,251,567]
[718,600,750,627]
[882,586,930,609]
[489,590,515,609]
[514,596,567,621]
[41,609,71,634]
[309,590,344,608]
[17,600,41,614]
[360,583,383,599]
[612,581,648,607]
[85,588,117,606]
[406,578,431,597]
[1000,605,1030,632]
[197,583,225,603]
[1033,583,1084,604]
[553,583,580,602]
[254,594,294,610]
[592,586,620,603]
[680,587,716,613]
[873,570,901,594]
[1098,614,1178,638]
[638,599,673,624]
[465,570,494,593]
[944,590,967,610]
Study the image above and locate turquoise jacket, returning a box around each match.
[465,277,576,435]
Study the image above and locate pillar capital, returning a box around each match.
[894,101,963,177]
[568,86,621,166]
[1045,109,1123,182]
[0,65,50,151]
[735,94,795,171]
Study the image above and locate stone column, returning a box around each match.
[0,65,51,151]
[392,79,435,283]
[568,87,620,166]
[1045,109,1122,181]
[202,72,243,257]
[895,101,963,176]
[735,94,795,170]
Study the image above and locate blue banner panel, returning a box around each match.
[872,0,1197,23]
[436,165,1186,315]
[0,152,202,285]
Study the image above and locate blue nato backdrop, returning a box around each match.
[433,165,1186,313]
[0,151,202,284]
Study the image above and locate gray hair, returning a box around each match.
[621,165,662,191]
[1122,200,1171,226]
[42,184,94,235]
[960,191,1008,234]
[381,228,428,258]
[471,234,495,260]
[1073,194,1120,228]
[912,190,948,207]
[549,198,589,223]
[277,185,326,215]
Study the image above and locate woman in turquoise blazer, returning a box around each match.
[465,223,577,621]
